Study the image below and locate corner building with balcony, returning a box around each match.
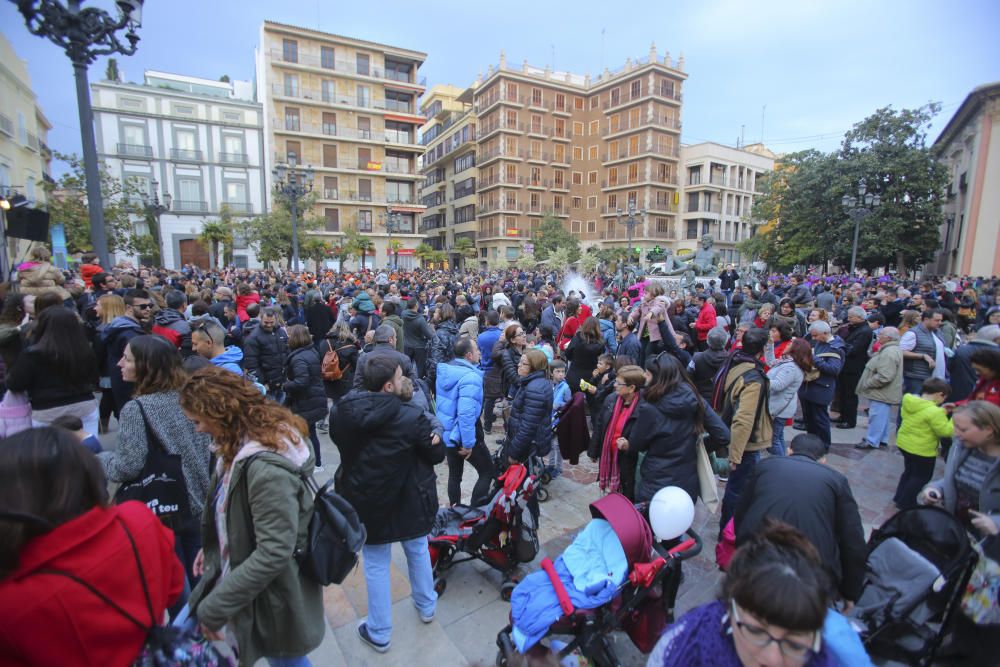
[91,70,266,269]
[418,84,478,265]
[257,21,427,269]
[679,142,774,264]
[471,46,685,264]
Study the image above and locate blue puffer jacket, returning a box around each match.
[506,370,553,461]
[799,336,845,405]
[436,358,484,449]
[598,318,618,353]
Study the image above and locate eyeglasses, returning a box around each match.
[133,303,153,310]
[730,601,819,662]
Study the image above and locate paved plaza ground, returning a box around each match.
[99,403,929,666]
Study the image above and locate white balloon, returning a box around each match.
[649,486,695,541]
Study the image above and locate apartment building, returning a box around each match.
[470,46,685,264]
[91,70,266,268]
[418,84,477,264]
[929,82,1000,277]
[257,21,427,269]
[0,34,53,265]
[679,142,774,264]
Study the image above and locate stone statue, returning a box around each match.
[689,234,721,275]
[654,248,690,276]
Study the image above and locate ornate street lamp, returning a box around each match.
[139,178,170,266]
[616,198,646,263]
[15,0,145,268]
[841,181,881,275]
[380,208,403,269]
[272,153,314,272]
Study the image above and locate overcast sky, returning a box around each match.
[3,0,998,178]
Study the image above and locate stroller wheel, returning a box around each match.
[536,486,550,503]
[495,650,507,667]
[540,472,552,485]
[434,576,447,596]
[500,581,516,601]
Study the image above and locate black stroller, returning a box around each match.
[848,506,978,666]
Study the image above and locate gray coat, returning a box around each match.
[856,340,904,405]
[99,391,213,520]
[924,443,1000,560]
[766,359,804,419]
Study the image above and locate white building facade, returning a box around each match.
[91,71,266,269]
[679,142,774,264]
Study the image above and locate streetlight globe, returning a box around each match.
[872,194,881,207]
[116,0,144,27]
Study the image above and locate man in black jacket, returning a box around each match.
[402,297,434,377]
[352,325,418,390]
[242,306,289,400]
[735,433,867,605]
[102,288,152,414]
[835,306,874,428]
[330,355,442,653]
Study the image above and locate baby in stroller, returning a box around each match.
[497,488,701,666]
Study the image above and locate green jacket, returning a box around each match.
[856,340,904,405]
[897,394,953,458]
[189,447,324,666]
[384,314,405,352]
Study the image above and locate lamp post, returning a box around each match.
[272,153,314,272]
[380,208,402,269]
[615,198,646,263]
[841,182,881,275]
[139,179,170,267]
[15,0,144,269]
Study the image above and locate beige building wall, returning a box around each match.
[931,82,1000,277]
[257,21,427,269]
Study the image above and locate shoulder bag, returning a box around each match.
[113,401,191,530]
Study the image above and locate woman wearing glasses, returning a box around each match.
[648,522,836,666]
[588,365,646,500]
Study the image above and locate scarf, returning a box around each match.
[598,395,639,493]
[710,350,767,411]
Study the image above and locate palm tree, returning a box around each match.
[414,242,435,268]
[353,236,374,271]
[198,219,232,270]
[388,239,404,270]
[453,237,477,271]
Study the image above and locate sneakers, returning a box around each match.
[717,472,729,483]
[835,423,856,429]
[853,441,876,450]
[358,623,390,653]
[415,602,435,624]
[316,422,329,433]
[314,465,324,473]
[484,424,493,435]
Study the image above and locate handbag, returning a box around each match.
[28,516,236,667]
[696,439,720,514]
[960,540,1000,625]
[113,401,191,529]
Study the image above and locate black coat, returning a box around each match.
[588,391,641,460]
[352,343,418,391]
[691,348,730,402]
[283,347,327,423]
[499,344,523,398]
[330,390,441,545]
[428,320,459,387]
[318,334,359,400]
[840,322,873,376]
[304,302,335,344]
[243,325,289,387]
[734,454,867,602]
[505,370,553,461]
[565,335,605,394]
[630,384,730,503]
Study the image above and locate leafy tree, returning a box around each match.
[430,249,448,266]
[238,193,319,268]
[341,225,373,270]
[105,58,120,82]
[453,236,477,271]
[219,74,231,83]
[199,206,237,270]
[514,253,539,271]
[579,249,602,274]
[542,246,575,269]
[532,215,580,263]
[414,242,435,268]
[42,152,145,255]
[300,237,333,270]
[388,239,404,269]
[131,233,159,265]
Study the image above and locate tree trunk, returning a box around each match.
[896,250,906,279]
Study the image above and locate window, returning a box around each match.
[589,120,599,136]
[505,163,517,180]
[284,107,300,131]
[655,217,672,236]
[385,90,413,113]
[610,114,621,132]
[608,194,618,210]
[358,210,373,232]
[321,46,335,69]
[322,112,337,136]
[356,85,370,108]
[554,171,565,188]
[554,118,566,137]
[225,181,247,204]
[322,79,336,103]
[627,163,639,183]
[505,82,518,101]
[529,140,542,160]
[686,220,698,239]
[588,146,598,160]
[658,78,675,98]
[687,192,699,212]
[25,176,35,204]
[574,96,584,110]
[530,114,543,133]
[572,196,582,208]
[357,116,372,139]
[178,178,201,204]
[589,96,599,109]
[282,39,298,63]
[572,171,583,185]
[609,140,619,160]
[322,144,337,168]
[629,135,640,155]
[454,152,475,173]
[324,208,340,232]
[629,107,640,128]
[608,167,619,186]
[588,171,597,184]
[530,192,540,209]
[553,195,563,212]
[285,140,301,162]
[610,88,620,106]
[358,178,372,201]
[357,147,372,169]
[555,93,566,111]
[554,144,565,163]
[656,162,671,183]
[356,53,370,75]
[175,128,197,154]
[587,220,597,233]
[573,122,584,136]
[283,73,299,97]
[323,176,339,199]
[386,180,413,204]
[630,79,641,97]
[122,123,146,147]
[572,146,583,160]
[587,196,597,209]
[530,166,541,185]
[385,59,413,83]
[571,220,582,233]
[531,88,542,106]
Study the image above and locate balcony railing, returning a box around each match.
[269,49,426,87]
[477,147,522,163]
[383,163,416,175]
[603,87,682,110]
[173,200,208,212]
[453,186,476,199]
[387,194,419,205]
[604,145,680,162]
[219,152,248,165]
[271,84,416,115]
[225,202,253,213]
[170,148,203,161]
[478,175,524,188]
[117,143,153,158]
[0,114,12,137]
[602,116,682,136]
[322,188,339,200]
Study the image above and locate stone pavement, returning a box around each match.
[98,404,935,666]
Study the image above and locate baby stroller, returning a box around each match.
[428,463,540,600]
[848,506,977,666]
[496,492,702,667]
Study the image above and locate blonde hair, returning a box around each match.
[521,347,549,374]
[955,401,1000,445]
[97,294,125,324]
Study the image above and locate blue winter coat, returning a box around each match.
[211,346,244,375]
[436,359,484,449]
[506,370,553,461]
[598,318,618,353]
[799,336,845,405]
[477,327,502,371]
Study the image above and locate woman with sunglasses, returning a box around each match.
[648,521,837,666]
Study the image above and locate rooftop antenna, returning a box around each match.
[740,124,745,148]
[551,44,555,72]
[760,105,767,144]
[601,27,606,71]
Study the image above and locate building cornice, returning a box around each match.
[91,80,262,110]
[932,81,1000,155]
[262,21,426,62]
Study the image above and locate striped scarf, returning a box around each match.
[598,395,639,493]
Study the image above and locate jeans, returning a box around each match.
[894,450,937,509]
[547,435,562,473]
[801,399,832,450]
[307,421,322,466]
[445,437,494,507]
[768,416,786,456]
[719,450,761,534]
[482,396,499,430]
[722,289,734,310]
[864,400,892,447]
[267,657,312,667]
[362,537,437,644]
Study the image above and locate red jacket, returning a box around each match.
[960,378,1000,408]
[693,301,718,341]
[0,502,184,667]
[235,292,261,321]
[80,263,102,290]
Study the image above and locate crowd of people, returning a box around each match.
[0,244,998,665]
